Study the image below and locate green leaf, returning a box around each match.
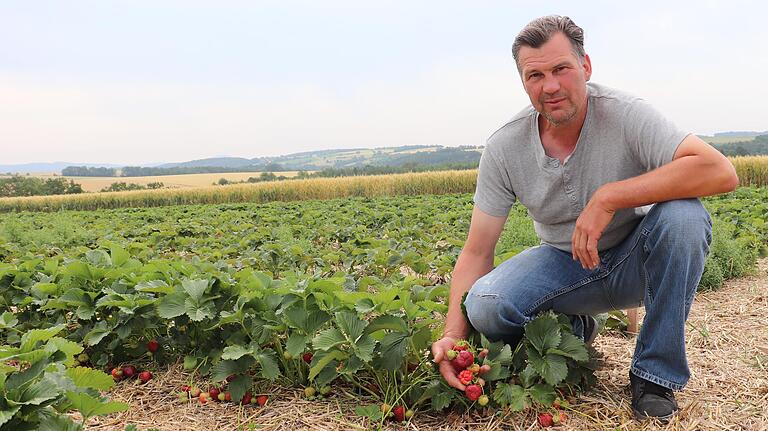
[285,334,309,358]
[156,292,187,319]
[375,332,408,371]
[363,315,408,335]
[227,374,251,404]
[355,404,383,421]
[352,335,376,363]
[45,338,83,365]
[221,345,252,361]
[183,356,198,370]
[312,328,345,351]
[14,377,61,405]
[254,351,280,380]
[486,342,513,366]
[134,280,174,294]
[184,297,216,321]
[38,413,83,431]
[431,390,453,411]
[0,405,21,428]
[527,346,568,386]
[66,367,114,391]
[86,249,112,267]
[20,324,66,352]
[64,261,93,280]
[6,354,53,390]
[528,383,556,406]
[210,357,254,383]
[66,391,129,420]
[551,332,589,362]
[524,313,561,355]
[182,278,208,302]
[308,350,346,381]
[493,383,528,411]
[335,311,366,342]
[354,298,375,313]
[110,245,129,267]
[0,311,18,329]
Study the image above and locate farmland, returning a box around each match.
[1,186,767,429]
[0,171,307,193]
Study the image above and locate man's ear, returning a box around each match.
[583,53,592,82]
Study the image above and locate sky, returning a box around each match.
[2,0,767,165]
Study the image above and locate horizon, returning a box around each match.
[3,1,767,165]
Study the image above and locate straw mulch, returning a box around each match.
[83,258,768,431]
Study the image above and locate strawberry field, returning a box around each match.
[1,190,767,430]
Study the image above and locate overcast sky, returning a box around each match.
[2,0,766,165]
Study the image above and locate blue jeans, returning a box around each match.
[464,199,712,391]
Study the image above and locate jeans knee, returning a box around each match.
[465,277,527,341]
[653,199,712,245]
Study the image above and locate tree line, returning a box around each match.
[0,176,83,198]
[714,135,768,156]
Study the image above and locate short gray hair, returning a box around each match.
[512,15,586,71]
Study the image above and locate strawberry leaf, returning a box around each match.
[493,383,528,411]
[524,313,561,355]
[550,332,589,362]
[527,383,556,406]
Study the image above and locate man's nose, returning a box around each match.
[542,74,560,94]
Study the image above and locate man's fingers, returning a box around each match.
[587,237,600,269]
[439,362,466,391]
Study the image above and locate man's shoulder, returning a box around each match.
[588,82,643,107]
[485,106,536,152]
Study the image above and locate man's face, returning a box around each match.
[517,32,592,127]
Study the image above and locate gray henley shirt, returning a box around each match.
[473,82,690,252]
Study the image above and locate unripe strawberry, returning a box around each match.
[199,393,209,404]
[380,403,391,415]
[77,353,89,363]
[538,412,554,427]
[217,392,226,402]
[479,364,492,374]
[392,405,406,422]
[189,387,201,397]
[478,348,489,359]
[445,349,458,360]
[477,378,486,387]
[405,409,414,419]
[283,351,293,360]
[304,387,316,398]
[468,363,481,373]
[477,395,489,406]
[465,384,482,401]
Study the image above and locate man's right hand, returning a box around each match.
[431,336,466,390]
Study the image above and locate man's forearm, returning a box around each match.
[597,154,738,211]
[443,250,495,338]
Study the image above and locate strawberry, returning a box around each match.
[302,352,313,364]
[392,405,406,422]
[180,384,191,392]
[189,387,201,398]
[478,348,489,359]
[208,387,221,400]
[250,396,258,404]
[138,370,152,384]
[458,369,474,385]
[452,340,470,351]
[468,363,481,373]
[122,365,137,378]
[199,393,209,404]
[217,392,226,402]
[283,351,293,360]
[538,412,554,427]
[477,394,489,406]
[111,368,123,381]
[405,409,414,419]
[76,352,89,363]
[465,384,482,401]
[479,364,492,374]
[241,391,253,405]
[380,403,392,415]
[552,411,567,425]
[451,350,474,371]
[256,395,268,406]
[225,391,232,402]
[304,387,316,398]
[146,339,160,353]
[445,349,458,361]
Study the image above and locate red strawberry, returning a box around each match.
[189,387,201,397]
[199,393,209,404]
[147,339,160,353]
[241,391,252,405]
[180,384,191,392]
[452,341,469,351]
[256,395,268,406]
[225,391,232,402]
[392,405,406,422]
[538,412,554,427]
[451,350,474,371]
[138,371,152,383]
[122,365,137,378]
[465,384,482,401]
[302,352,313,363]
[209,387,221,400]
[111,368,123,381]
[458,369,474,385]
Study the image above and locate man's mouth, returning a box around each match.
[544,97,566,105]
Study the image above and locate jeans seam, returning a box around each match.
[630,363,685,391]
[523,271,608,316]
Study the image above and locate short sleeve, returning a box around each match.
[623,98,690,171]
[473,148,516,217]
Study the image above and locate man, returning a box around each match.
[431,15,738,422]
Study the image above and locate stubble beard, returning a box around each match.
[540,98,578,127]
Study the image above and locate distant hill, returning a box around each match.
[0,162,122,175]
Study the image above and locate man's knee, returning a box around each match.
[652,199,712,246]
[464,276,526,342]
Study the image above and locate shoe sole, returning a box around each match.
[633,407,675,423]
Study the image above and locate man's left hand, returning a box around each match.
[572,189,616,270]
